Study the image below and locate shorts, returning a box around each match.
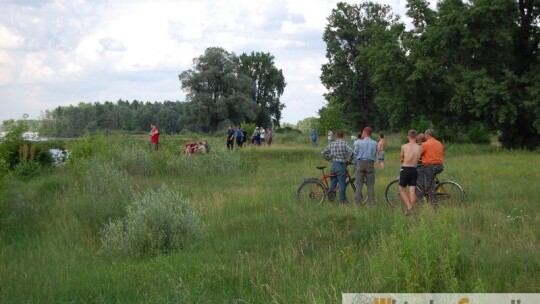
[377,150,385,161]
[399,167,418,187]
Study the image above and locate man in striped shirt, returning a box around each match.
[321,130,354,204]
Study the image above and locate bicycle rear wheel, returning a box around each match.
[297,179,327,204]
[435,181,464,205]
[385,179,402,208]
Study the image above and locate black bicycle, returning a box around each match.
[385,173,464,208]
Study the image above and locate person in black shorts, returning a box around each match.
[399,130,422,215]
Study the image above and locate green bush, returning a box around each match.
[437,126,458,143]
[467,123,491,144]
[0,159,8,179]
[275,126,301,135]
[0,122,27,169]
[13,161,41,179]
[66,133,108,161]
[410,119,432,135]
[99,186,206,258]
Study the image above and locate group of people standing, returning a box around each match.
[399,129,444,215]
[226,125,273,149]
[321,127,444,215]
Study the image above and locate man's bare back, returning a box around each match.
[377,137,386,151]
[401,142,422,167]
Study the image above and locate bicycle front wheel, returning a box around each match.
[385,179,402,208]
[345,177,366,205]
[348,177,369,205]
[436,181,465,205]
[297,179,327,204]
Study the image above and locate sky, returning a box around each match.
[0,0,411,125]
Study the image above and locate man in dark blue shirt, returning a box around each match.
[226,126,235,150]
[235,126,244,148]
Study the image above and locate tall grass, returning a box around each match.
[0,133,538,302]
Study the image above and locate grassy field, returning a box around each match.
[0,133,539,303]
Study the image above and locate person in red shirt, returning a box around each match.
[421,128,444,206]
[148,123,160,151]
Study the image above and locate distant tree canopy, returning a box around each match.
[321,0,540,150]
[39,100,190,137]
[179,47,286,132]
[37,48,287,137]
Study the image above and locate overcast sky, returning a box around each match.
[0,0,411,125]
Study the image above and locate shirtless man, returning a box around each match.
[399,130,422,215]
[377,133,387,169]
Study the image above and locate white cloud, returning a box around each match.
[0,0,410,124]
[0,24,25,49]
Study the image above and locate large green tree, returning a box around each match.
[321,2,399,131]
[239,52,286,128]
[179,47,259,132]
[352,0,540,149]
[412,0,539,149]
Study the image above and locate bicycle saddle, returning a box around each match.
[316,166,327,170]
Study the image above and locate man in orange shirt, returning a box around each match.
[421,129,444,206]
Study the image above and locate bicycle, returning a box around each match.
[385,172,464,208]
[296,164,369,205]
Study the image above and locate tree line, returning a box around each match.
[319,0,539,150]
[35,49,285,137]
[10,0,539,149]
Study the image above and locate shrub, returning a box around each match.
[66,133,108,161]
[13,161,41,179]
[0,122,27,169]
[437,126,458,143]
[467,123,491,144]
[99,186,206,258]
[410,119,432,135]
[0,159,8,179]
[275,126,301,134]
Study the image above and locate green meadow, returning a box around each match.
[0,133,539,303]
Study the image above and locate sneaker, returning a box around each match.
[405,208,414,216]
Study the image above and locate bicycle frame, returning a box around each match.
[317,165,353,192]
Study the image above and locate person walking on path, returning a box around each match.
[321,130,354,204]
[353,127,378,205]
[399,130,422,215]
[422,129,444,207]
